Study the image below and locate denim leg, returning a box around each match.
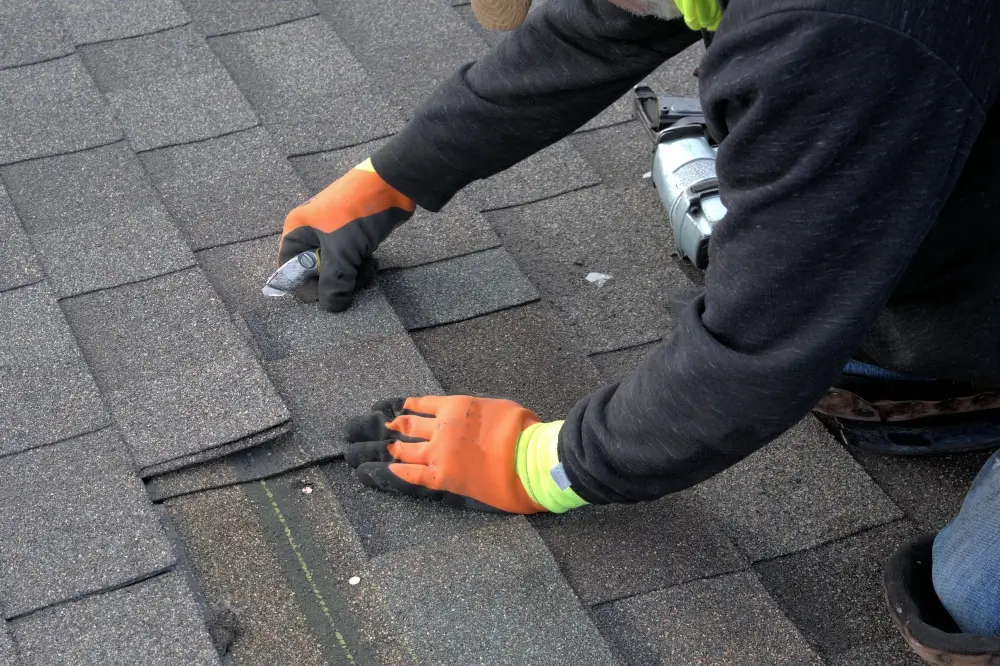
[932,448,1000,635]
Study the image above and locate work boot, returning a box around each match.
[884,533,1000,665]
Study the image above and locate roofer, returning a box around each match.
[277,0,1000,661]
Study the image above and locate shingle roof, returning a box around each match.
[0,0,980,663]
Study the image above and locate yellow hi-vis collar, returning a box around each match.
[674,0,722,31]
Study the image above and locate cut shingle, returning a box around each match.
[0,185,42,292]
[531,493,747,606]
[825,640,927,666]
[291,142,501,269]
[570,120,657,187]
[0,0,73,69]
[52,0,189,45]
[0,283,108,457]
[590,342,659,383]
[412,302,604,421]
[486,185,682,353]
[0,622,14,666]
[592,571,822,666]
[62,268,289,474]
[2,143,195,296]
[370,518,618,665]
[378,248,539,330]
[196,234,284,314]
[210,17,401,156]
[754,520,917,656]
[0,429,175,618]
[11,572,220,666]
[181,0,318,36]
[0,56,121,165]
[80,26,257,151]
[140,127,309,250]
[693,416,903,561]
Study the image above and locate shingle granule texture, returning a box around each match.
[180,0,318,37]
[0,186,42,292]
[0,0,73,69]
[52,0,189,45]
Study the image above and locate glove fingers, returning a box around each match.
[402,395,446,416]
[316,241,358,313]
[386,440,435,465]
[345,439,396,467]
[277,227,318,265]
[354,463,503,512]
[356,257,379,290]
[384,414,437,441]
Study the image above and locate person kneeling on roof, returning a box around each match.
[276,0,1000,663]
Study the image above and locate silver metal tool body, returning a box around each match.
[262,249,319,297]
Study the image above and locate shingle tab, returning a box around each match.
[181,0,318,36]
[0,622,14,666]
[141,128,308,250]
[755,520,917,656]
[825,640,926,666]
[0,283,108,457]
[593,572,822,666]
[2,143,195,296]
[0,186,42,292]
[370,518,618,665]
[62,268,290,473]
[0,56,121,164]
[195,234,284,314]
[0,429,174,618]
[590,342,659,383]
[693,416,903,561]
[0,0,73,69]
[11,573,220,666]
[378,248,539,330]
[53,0,189,44]
[532,493,747,605]
[81,26,257,152]
[210,17,401,156]
[291,142,501,269]
[487,185,682,353]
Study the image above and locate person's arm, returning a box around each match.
[372,0,699,211]
[558,8,989,503]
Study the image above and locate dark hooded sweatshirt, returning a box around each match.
[371,0,1000,504]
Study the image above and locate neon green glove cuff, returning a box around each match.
[514,421,588,513]
[673,0,722,31]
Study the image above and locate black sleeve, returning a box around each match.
[371,0,698,211]
[559,9,988,503]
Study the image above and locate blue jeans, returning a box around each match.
[933,448,1000,635]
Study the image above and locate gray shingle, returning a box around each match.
[62,268,289,473]
[412,302,604,421]
[210,17,401,156]
[486,185,683,353]
[2,143,195,297]
[590,342,659,383]
[314,0,486,114]
[370,518,618,665]
[0,0,73,69]
[80,26,258,151]
[11,572,220,666]
[0,283,108,457]
[754,520,917,656]
[693,416,904,561]
[532,493,747,606]
[181,0,318,36]
[0,622,14,666]
[0,429,175,618]
[53,0,189,44]
[0,185,42,292]
[291,141,501,269]
[825,640,926,666]
[0,56,121,165]
[196,234,285,315]
[140,127,309,250]
[140,421,291,478]
[593,571,822,666]
[570,120,657,187]
[378,248,539,330]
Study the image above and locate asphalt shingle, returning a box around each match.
[693,416,904,561]
[0,283,108,457]
[532,493,747,606]
[755,520,918,656]
[593,571,821,666]
[487,184,681,353]
[378,248,539,330]
[210,17,401,156]
[590,342,660,383]
[291,141,501,269]
[140,127,308,250]
[62,268,290,474]
[11,573,220,666]
[0,56,121,165]
[0,0,72,69]
[825,640,926,666]
[195,234,285,314]
[2,142,195,297]
[0,429,174,618]
[181,0,318,37]
[0,622,14,666]
[0,185,42,292]
[370,518,618,665]
[412,301,604,421]
[53,0,189,45]
[81,26,258,152]
[570,119,657,187]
